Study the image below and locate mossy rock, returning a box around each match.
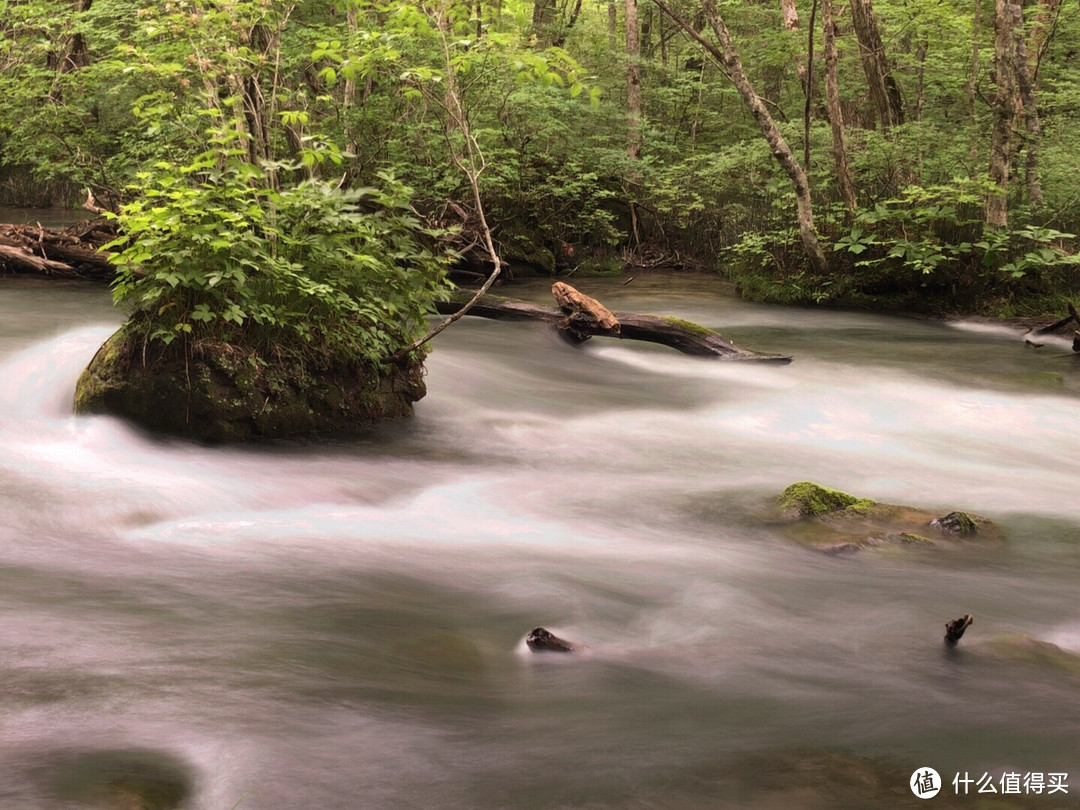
[573,256,626,276]
[501,229,557,276]
[74,322,426,443]
[774,482,1001,553]
[777,481,877,519]
[38,748,192,810]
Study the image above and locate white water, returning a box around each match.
[2,277,1079,809]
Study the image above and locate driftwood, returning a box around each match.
[944,614,974,646]
[551,280,620,343]
[0,222,115,281]
[435,283,793,363]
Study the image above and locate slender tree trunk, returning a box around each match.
[823,0,856,213]
[1029,0,1062,86]
[968,0,981,169]
[642,4,652,57]
[914,36,928,182]
[1012,20,1043,208]
[626,0,642,161]
[650,0,827,272]
[780,0,808,92]
[690,59,706,154]
[803,0,817,171]
[849,0,903,130]
[609,0,617,49]
[987,0,1018,228]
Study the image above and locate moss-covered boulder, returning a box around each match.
[74,322,426,442]
[774,482,1002,553]
[777,481,877,519]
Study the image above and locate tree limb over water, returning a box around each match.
[435,283,793,363]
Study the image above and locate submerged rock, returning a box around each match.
[984,635,1080,676]
[930,511,989,536]
[74,322,426,442]
[36,748,192,810]
[526,627,576,653]
[774,482,1001,553]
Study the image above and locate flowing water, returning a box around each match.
[1,274,1079,809]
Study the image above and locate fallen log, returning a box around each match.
[0,222,115,281]
[0,243,82,277]
[1033,302,1080,336]
[435,284,793,362]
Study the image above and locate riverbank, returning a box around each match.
[1,212,1077,331]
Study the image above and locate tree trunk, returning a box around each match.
[822,0,857,213]
[987,0,1018,228]
[433,287,794,362]
[803,0,818,171]
[626,0,643,161]
[849,0,903,130]
[532,0,557,44]
[780,0,808,92]
[1012,21,1043,208]
[1028,0,1062,86]
[697,0,827,272]
[608,0,617,49]
[968,0,981,169]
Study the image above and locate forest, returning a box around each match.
[3,0,1080,342]
[5,3,1080,806]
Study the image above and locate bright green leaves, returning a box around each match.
[108,143,452,362]
[827,177,1080,281]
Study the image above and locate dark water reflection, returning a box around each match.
[0,205,94,229]
[1,276,1079,808]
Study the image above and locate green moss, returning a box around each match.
[777,481,873,518]
[74,323,426,442]
[897,532,934,544]
[502,230,556,275]
[660,316,718,338]
[574,256,625,276]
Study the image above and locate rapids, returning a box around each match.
[2,274,1079,808]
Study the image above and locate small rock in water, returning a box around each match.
[526,627,576,653]
[931,511,983,536]
[944,614,974,646]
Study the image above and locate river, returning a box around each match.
[1,272,1079,809]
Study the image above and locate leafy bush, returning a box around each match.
[108,143,451,365]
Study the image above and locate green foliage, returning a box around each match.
[107,148,450,363]
[3,0,1080,317]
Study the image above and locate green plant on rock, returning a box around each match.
[107,147,451,365]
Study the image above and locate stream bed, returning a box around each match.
[1,274,1079,809]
